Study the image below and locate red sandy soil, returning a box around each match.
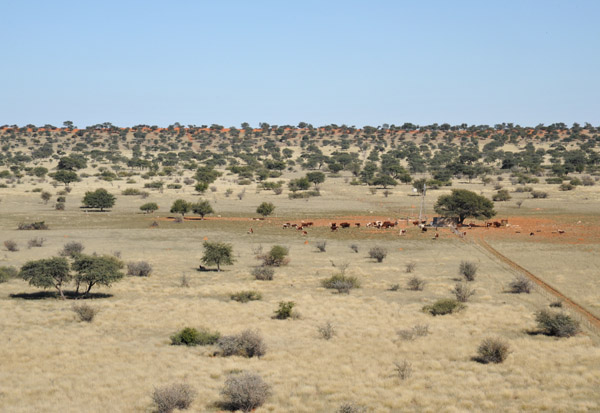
[154,215,598,245]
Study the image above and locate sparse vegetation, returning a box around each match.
[476,338,510,364]
[152,383,196,413]
[321,274,360,294]
[4,240,19,252]
[127,261,153,277]
[535,310,580,337]
[72,304,98,322]
[369,246,387,262]
[0,266,18,283]
[423,298,465,316]
[316,240,327,252]
[251,265,274,280]
[453,282,475,302]
[459,260,477,281]
[170,327,220,346]
[59,241,84,258]
[231,290,262,303]
[220,372,270,412]
[317,321,336,340]
[274,301,296,319]
[260,245,289,266]
[218,329,266,358]
[407,276,425,291]
[508,275,533,293]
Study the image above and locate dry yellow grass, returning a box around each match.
[0,167,599,412]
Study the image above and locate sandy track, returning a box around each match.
[474,235,600,333]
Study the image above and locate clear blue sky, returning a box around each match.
[1,1,599,128]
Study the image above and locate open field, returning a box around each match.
[1,126,599,412]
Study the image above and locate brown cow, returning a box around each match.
[340,222,351,228]
[355,223,361,228]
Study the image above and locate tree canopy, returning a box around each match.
[434,189,496,224]
[256,202,275,217]
[201,241,234,271]
[72,254,124,296]
[191,200,214,219]
[19,257,72,299]
[53,170,79,186]
[170,199,191,216]
[82,188,116,211]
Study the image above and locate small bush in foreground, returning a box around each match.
[459,260,477,281]
[397,324,429,341]
[321,274,360,294]
[531,190,548,199]
[453,282,475,302]
[231,290,262,303]
[508,275,533,294]
[337,403,366,413]
[405,262,416,273]
[423,298,465,316]
[260,245,289,266]
[349,244,359,253]
[127,261,153,277]
[274,301,296,319]
[252,266,274,280]
[220,372,270,412]
[152,383,196,413]
[476,338,510,364]
[316,240,327,252]
[18,221,48,230]
[317,321,336,340]
[535,310,580,337]
[4,240,19,252]
[170,327,220,346]
[369,246,387,262]
[407,276,425,291]
[72,303,98,322]
[218,329,266,358]
[394,360,412,380]
[0,266,18,283]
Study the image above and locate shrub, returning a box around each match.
[394,360,412,380]
[59,241,84,258]
[546,177,563,184]
[407,276,425,291]
[121,188,143,195]
[4,240,19,252]
[535,310,580,337]
[0,266,18,283]
[231,290,262,303]
[220,372,270,412]
[316,240,327,252]
[369,246,387,262]
[252,266,274,280]
[405,262,416,273]
[170,327,220,346]
[389,283,400,291]
[72,304,98,322]
[350,244,359,253]
[18,221,48,230]
[569,177,582,186]
[261,245,289,266]
[218,329,266,358]
[152,383,196,413]
[582,176,595,186]
[459,260,477,281]
[321,274,360,294]
[508,275,532,293]
[27,237,45,248]
[127,261,153,277]
[550,301,563,308]
[55,202,65,210]
[559,183,574,191]
[423,298,465,316]
[477,338,510,364]
[274,301,296,319]
[397,324,429,341]
[56,196,66,203]
[531,190,548,198]
[337,403,366,413]
[493,189,511,201]
[317,321,336,340]
[452,282,475,302]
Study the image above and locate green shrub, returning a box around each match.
[531,190,548,198]
[274,301,296,319]
[546,177,563,184]
[0,266,18,283]
[535,310,580,337]
[559,183,574,191]
[121,188,143,195]
[423,298,465,316]
[492,189,511,201]
[261,245,289,266]
[569,177,582,186]
[477,338,510,364]
[321,274,360,294]
[231,290,262,303]
[170,327,221,346]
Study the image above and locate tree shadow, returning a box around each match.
[10,291,113,300]
[196,266,219,272]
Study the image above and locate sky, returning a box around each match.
[1,0,599,128]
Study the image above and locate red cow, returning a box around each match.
[340,222,350,228]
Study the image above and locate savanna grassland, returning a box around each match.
[0,123,599,412]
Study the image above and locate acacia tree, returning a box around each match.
[19,257,72,299]
[434,189,495,224]
[191,200,214,219]
[201,241,234,271]
[170,199,191,216]
[82,188,116,211]
[72,254,124,296]
[306,171,325,188]
[53,170,79,186]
